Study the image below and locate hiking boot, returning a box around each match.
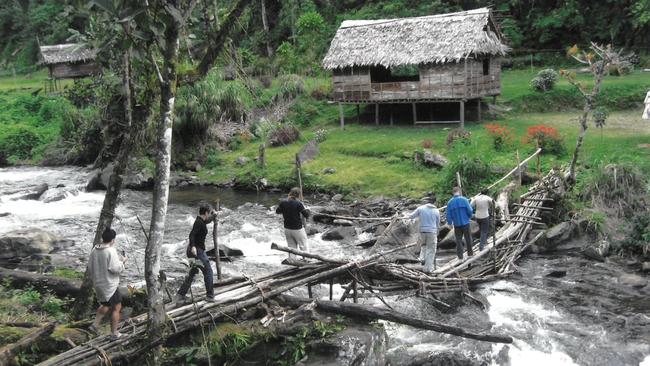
[205,296,217,303]
[109,332,123,341]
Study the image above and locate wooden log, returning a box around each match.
[0,322,55,366]
[279,295,513,344]
[271,243,345,264]
[0,268,81,298]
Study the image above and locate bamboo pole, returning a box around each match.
[213,199,222,280]
[516,150,522,186]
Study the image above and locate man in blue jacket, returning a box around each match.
[446,187,474,260]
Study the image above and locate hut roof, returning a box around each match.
[322,8,509,69]
[38,43,97,65]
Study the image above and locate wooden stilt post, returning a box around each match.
[338,102,345,130]
[356,104,360,123]
[353,280,358,303]
[389,105,394,126]
[213,199,222,280]
[412,103,417,124]
[460,100,465,128]
[477,99,482,122]
[307,284,312,299]
[375,103,379,125]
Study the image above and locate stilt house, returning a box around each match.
[322,8,509,128]
[38,43,99,92]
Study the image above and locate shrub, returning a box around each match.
[269,123,300,147]
[204,149,224,169]
[310,83,332,100]
[422,139,433,149]
[16,288,40,306]
[0,126,41,160]
[441,156,493,195]
[484,123,513,151]
[275,42,300,74]
[592,107,609,129]
[288,98,318,126]
[524,125,565,156]
[314,128,327,143]
[42,296,65,316]
[530,68,559,92]
[446,128,471,146]
[616,212,650,256]
[278,74,305,99]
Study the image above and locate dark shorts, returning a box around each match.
[99,289,122,307]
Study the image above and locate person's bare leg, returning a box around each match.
[110,303,122,335]
[93,305,110,328]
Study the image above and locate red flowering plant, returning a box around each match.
[484,123,513,151]
[525,125,566,156]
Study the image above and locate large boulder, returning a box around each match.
[540,221,578,251]
[17,183,48,200]
[86,162,153,191]
[322,226,357,241]
[300,322,386,366]
[583,239,611,262]
[0,229,74,260]
[618,274,648,289]
[437,221,479,249]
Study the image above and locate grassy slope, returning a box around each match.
[200,69,650,198]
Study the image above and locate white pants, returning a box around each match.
[284,228,308,257]
[418,232,438,272]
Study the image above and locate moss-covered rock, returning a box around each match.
[0,326,32,347]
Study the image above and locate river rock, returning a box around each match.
[583,239,610,262]
[322,226,357,241]
[17,183,48,200]
[235,156,249,166]
[0,212,10,217]
[323,167,336,175]
[306,226,320,236]
[332,194,344,202]
[542,221,578,250]
[300,322,386,366]
[86,162,153,191]
[0,229,74,260]
[333,219,354,226]
[642,262,650,273]
[618,274,648,288]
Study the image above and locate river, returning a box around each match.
[0,166,648,366]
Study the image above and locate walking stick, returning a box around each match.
[213,199,222,280]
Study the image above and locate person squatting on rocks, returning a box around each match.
[471,189,494,251]
[176,204,218,303]
[409,197,441,273]
[276,187,310,258]
[88,228,127,340]
[447,187,474,260]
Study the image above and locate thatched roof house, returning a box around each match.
[39,43,99,79]
[323,8,509,127]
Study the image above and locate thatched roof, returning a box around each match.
[322,8,509,69]
[39,43,96,65]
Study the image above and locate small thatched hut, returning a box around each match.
[322,8,509,127]
[39,43,99,81]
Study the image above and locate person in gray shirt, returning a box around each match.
[409,197,441,273]
[88,228,127,340]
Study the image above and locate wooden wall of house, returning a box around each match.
[331,58,501,102]
[332,67,371,101]
[49,61,100,79]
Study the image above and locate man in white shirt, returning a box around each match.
[471,189,494,251]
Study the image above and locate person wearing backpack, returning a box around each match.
[176,204,217,303]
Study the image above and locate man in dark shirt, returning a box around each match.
[176,204,217,302]
[276,187,310,258]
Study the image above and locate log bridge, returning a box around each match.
[38,151,566,366]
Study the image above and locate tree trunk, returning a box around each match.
[278,295,513,344]
[0,268,81,298]
[72,45,135,319]
[144,11,181,364]
[260,0,273,57]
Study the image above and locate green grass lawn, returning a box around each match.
[200,69,650,198]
